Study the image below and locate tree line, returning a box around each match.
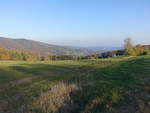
[124,38,150,56]
[75,38,150,59]
[0,48,38,60]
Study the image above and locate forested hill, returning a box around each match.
[0,37,96,56]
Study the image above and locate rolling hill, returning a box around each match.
[0,37,96,56]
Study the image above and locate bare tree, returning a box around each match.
[124,37,133,49]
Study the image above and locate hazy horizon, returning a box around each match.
[0,0,150,47]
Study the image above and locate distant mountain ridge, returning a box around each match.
[75,46,122,53]
[0,37,96,56]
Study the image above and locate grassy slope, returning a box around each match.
[0,55,150,113]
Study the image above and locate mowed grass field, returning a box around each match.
[0,55,150,113]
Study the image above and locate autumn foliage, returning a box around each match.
[0,47,38,60]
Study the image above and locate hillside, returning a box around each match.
[0,55,150,113]
[0,47,38,60]
[0,37,95,56]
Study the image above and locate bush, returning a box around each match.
[125,45,149,56]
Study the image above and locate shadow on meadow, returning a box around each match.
[57,57,150,113]
[0,56,149,113]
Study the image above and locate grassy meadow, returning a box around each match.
[0,55,150,113]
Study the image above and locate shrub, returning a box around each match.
[111,89,122,104]
[125,45,148,56]
[23,83,78,113]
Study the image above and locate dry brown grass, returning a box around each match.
[20,82,78,113]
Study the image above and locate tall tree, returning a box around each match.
[124,37,134,55]
[124,37,133,49]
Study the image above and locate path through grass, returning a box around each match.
[0,56,150,113]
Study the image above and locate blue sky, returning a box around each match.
[0,0,150,47]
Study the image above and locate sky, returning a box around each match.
[0,0,150,47]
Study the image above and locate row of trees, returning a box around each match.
[0,48,38,60]
[0,48,88,61]
[40,55,87,61]
[0,48,85,61]
[124,38,150,56]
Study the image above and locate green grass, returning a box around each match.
[0,55,150,113]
